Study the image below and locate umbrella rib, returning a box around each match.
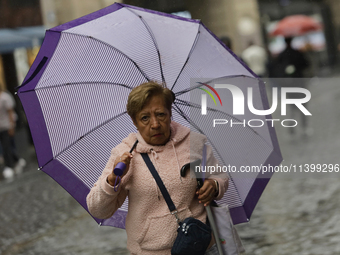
[175,74,256,97]
[175,98,278,153]
[170,23,201,91]
[175,97,278,166]
[174,75,279,153]
[41,112,129,169]
[173,101,256,208]
[18,81,134,93]
[62,31,151,82]
[175,99,279,168]
[173,102,205,135]
[175,98,259,134]
[173,102,230,164]
[125,8,166,85]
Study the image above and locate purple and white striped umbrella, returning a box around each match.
[17,3,282,228]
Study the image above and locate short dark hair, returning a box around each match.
[126,81,175,121]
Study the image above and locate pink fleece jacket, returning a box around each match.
[86,121,228,255]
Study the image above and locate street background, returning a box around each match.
[1,0,340,254]
[1,73,340,255]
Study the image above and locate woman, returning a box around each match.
[87,81,228,254]
[0,83,16,179]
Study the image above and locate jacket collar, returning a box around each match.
[123,121,190,153]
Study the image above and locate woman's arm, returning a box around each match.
[197,144,229,205]
[7,108,16,136]
[86,148,130,219]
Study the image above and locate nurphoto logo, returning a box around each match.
[197,82,312,128]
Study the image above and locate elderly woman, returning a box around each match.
[87,81,228,255]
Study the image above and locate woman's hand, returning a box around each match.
[196,179,218,206]
[8,127,15,137]
[107,152,133,186]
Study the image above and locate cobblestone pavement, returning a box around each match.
[1,76,340,255]
[236,76,340,255]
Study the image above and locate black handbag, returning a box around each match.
[141,153,211,255]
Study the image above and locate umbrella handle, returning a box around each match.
[113,162,126,176]
[112,163,125,192]
[113,175,121,192]
[113,139,139,176]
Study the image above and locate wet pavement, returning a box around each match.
[236,76,340,255]
[1,75,340,254]
[0,131,128,255]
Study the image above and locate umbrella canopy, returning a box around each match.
[270,14,322,37]
[17,3,282,228]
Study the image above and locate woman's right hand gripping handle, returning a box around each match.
[107,152,133,187]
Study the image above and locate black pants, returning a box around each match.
[0,130,15,168]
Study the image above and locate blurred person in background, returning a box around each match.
[241,41,267,77]
[273,37,309,78]
[220,36,233,51]
[0,82,26,180]
[271,37,311,137]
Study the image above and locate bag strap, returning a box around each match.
[140,153,178,218]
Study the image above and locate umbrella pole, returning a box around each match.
[206,205,223,255]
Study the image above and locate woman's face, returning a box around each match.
[133,95,171,146]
